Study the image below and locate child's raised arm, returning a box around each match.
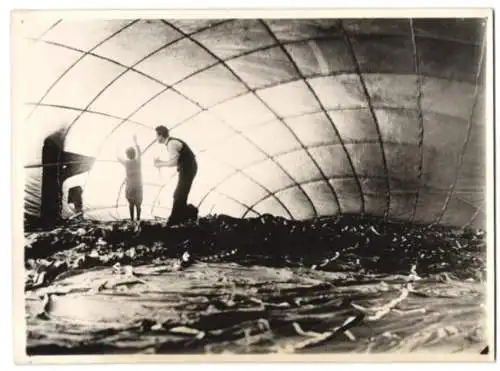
[133,134,141,160]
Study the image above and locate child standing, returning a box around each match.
[118,135,143,221]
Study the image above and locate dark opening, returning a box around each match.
[33,130,95,230]
[68,186,83,213]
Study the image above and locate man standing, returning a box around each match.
[153,125,198,226]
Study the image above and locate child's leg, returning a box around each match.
[136,203,141,221]
[129,202,135,221]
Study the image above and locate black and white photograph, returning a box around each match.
[11,9,495,363]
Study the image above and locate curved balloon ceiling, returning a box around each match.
[18,17,487,228]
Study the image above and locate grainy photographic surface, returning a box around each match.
[12,10,494,363]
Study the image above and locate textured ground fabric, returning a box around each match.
[24,215,488,355]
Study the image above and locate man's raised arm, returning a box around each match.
[154,140,181,168]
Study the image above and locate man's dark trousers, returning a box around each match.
[168,159,197,225]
